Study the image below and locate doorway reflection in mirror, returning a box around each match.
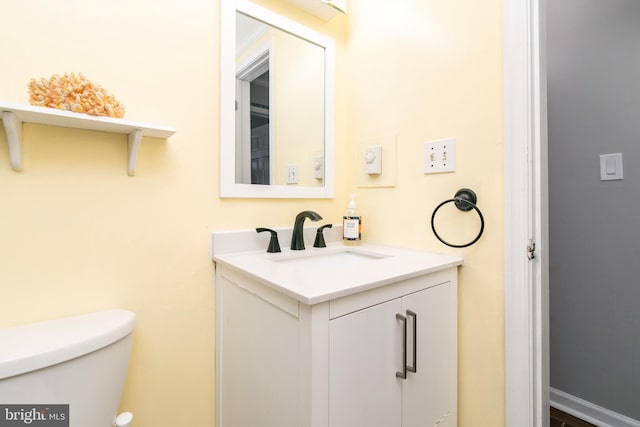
[235,12,325,187]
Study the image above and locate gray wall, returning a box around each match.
[548,0,640,420]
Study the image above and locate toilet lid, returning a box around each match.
[0,309,136,380]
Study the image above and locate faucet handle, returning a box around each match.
[313,224,333,248]
[256,228,281,253]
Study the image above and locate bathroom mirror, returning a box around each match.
[220,0,335,198]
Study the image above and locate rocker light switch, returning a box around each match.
[600,153,623,181]
[606,159,616,175]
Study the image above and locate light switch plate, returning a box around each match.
[357,135,397,188]
[424,138,456,174]
[600,153,623,181]
[287,164,298,184]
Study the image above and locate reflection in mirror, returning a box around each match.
[220,0,335,198]
[235,13,272,185]
[235,12,325,187]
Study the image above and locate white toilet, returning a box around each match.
[0,309,136,426]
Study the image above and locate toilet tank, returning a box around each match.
[0,309,136,427]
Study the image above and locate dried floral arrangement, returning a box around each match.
[27,72,125,118]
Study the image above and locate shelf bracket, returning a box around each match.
[127,129,142,176]
[2,111,23,171]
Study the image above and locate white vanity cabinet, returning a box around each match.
[214,254,458,427]
[329,281,456,427]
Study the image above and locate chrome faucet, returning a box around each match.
[291,210,323,250]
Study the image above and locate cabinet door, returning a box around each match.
[402,282,456,427]
[329,298,403,427]
[220,281,300,427]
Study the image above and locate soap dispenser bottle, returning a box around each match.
[343,194,362,246]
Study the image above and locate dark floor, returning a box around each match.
[550,407,597,427]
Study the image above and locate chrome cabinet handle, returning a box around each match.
[406,310,417,373]
[396,313,407,379]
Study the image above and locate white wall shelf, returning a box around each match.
[284,0,347,21]
[0,101,176,176]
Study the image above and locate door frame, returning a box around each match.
[235,39,274,185]
[503,0,549,426]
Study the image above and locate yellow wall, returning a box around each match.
[344,1,505,424]
[0,0,503,426]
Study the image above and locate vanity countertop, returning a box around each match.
[213,242,463,305]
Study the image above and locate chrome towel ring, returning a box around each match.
[431,188,485,248]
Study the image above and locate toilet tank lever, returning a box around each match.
[256,228,281,253]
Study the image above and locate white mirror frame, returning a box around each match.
[220,0,335,198]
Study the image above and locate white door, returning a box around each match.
[329,298,403,427]
[504,0,549,425]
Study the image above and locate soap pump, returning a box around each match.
[343,194,361,246]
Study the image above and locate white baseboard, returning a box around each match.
[550,388,640,427]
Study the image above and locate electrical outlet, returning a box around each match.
[424,138,456,174]
[287,164,298,184]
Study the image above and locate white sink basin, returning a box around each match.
[272,248,389,268]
